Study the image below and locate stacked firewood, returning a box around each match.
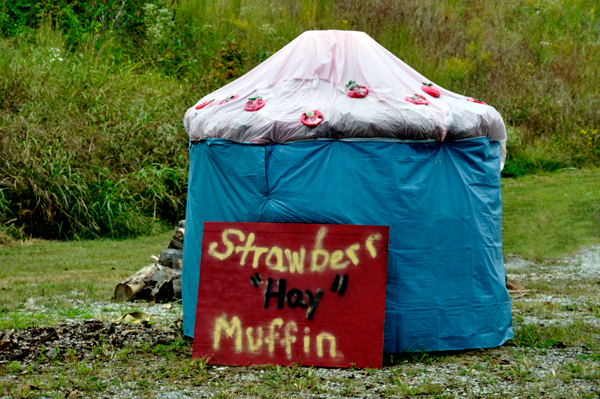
[114,221,185,302]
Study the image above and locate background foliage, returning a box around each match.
[0,0,598,240]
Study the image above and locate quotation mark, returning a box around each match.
[330,274,348,297]
[250,273,263,287]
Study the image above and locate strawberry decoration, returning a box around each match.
[467,97,487,105]
[300,110,324,127]
[220,94,239,105]
[195,99,214,110]
[406,94,429,105]
[346,80,369,98]
[244,96,265,112]
[421,82,440,98]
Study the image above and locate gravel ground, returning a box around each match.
[1,245,599,398]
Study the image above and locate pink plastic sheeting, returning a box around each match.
[183,30,507,163]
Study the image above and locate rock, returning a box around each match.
[102,322,113,335]
[45,348,57,358]
[168,237,184,250]
[178,220,185,228]
[159,249,183,269]
[67,390,83,398]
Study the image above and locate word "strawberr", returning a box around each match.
[208,227,381,273]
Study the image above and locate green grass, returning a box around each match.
[502,168,600,259]
[0,231,172,329]
[511,322,599,349]
[1,339,598,398]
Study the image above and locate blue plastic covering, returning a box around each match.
[182,137,513,352]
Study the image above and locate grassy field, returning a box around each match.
[502,168,600,259]
[0,231,172,330]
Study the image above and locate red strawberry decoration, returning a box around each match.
[421,82,440,98]
[195,99,214,110]
[220,94,239,105]
[300,110,324,127]
[467,97,487,105]
[244,96,265,112]
[346,80,369,98]
[406,94,429,105]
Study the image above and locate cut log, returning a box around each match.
[150,265,174,302]
[114,263,159,302]
[136,286,153,301]
[174,227,184,241]
[152,265,173,284]
[506,280,525,291]
[172,269,182,299]
[168,228,184,250]
[151,280,174,303]
[159,249,183,269]
[168,237,183,250]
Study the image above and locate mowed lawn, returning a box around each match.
[502,168,600,259]
[0,232,172,327]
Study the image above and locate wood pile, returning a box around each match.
[114,220,185,302]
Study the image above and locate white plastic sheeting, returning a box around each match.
[183,30,507,164]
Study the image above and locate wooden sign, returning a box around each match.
[192,222,389,368]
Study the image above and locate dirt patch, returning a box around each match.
[0,320,182,365]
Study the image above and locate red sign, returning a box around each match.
[192,222,389,368]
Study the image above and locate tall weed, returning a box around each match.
[171,0,600,172]
[0,0,598,239]
[0,25,190,239]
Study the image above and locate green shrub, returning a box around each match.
[0,0,155,42]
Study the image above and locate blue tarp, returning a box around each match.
[182,137,513,352]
